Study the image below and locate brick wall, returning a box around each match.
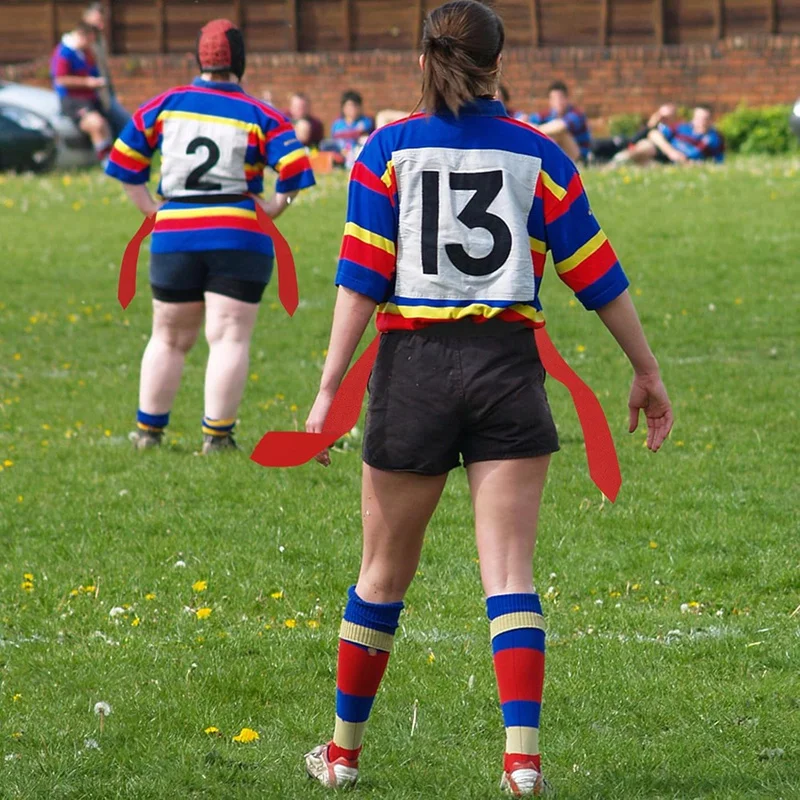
[4,35,799,132]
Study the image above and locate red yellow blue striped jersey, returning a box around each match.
[105,78,315,256]
[335,98,628,331]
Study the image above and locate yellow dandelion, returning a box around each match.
[571,604,581,612]
[12,353,21,361]
[11,732,22,739]
[22,573,33,581]
[102,197,110,205]
[675,440,685,447]
[72,201,83,212]
[20,581,34,592]
[427,651,436,664]
[232,727,260,744]
[250,373,259,381]
[145,593,156,601]
[307,620,319,629]
[568,298,577,308]
[131,617,140,627]
[192,580,208,593]
[290,404,298,412]
[610,591,621,598]
[62,175,72,186]
[17,496,23,503]
[264,624,272,630]
[284,619,296,629]
[12,693,22,702]
[104,430,112,437]
[67,313,78,323]
[734,297,743,305]
[270,590,283,600]
[41,424,51,430]
[276,393,285,400]
[70,589,80,597]
[83,585,95,594]
[634,288,643,296]
[576,344,586,354]
[705,443,714,451]
[2,199,14,208]
[632,583,641,591]
[649,541,658,549]
[196,607,212,620]
[204,726,220,735]
[622,175,631,184]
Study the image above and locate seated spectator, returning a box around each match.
[613,105,725,166]
[526,80,591,164]
[261,88,274,104]
[592,104,677,163]
[294,117,314,149]
[50,20,112,164]
[284,92,324,148]
[329,90,374,151]
[82,1,130,137]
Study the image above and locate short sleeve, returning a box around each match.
[541,156,629,310]
[105,114,156,185]
[264,117,315,194]
[335,133,398,302]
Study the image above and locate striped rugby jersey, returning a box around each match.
[528,105,592,160]
[105,78,315,256]
[336,98,628,332]
[50,35,100,101]
[659,121,725,163]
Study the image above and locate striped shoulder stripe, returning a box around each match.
[540,170,567,201]
[554,230,608,275]
[344,222,396,255]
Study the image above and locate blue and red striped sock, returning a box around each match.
[487,593,546,774]
[137,409,169,433]
[328,585,403,764]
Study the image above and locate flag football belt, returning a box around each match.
[116,202,621,500]
[116,193,298,316]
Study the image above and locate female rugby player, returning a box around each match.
[105,20,314,453]
[303,1,672,794]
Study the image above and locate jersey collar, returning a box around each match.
[192,77,245,94]
[437,98,507,118]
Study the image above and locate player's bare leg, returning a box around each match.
[79,110,113,163]
[201,292,259,453]
[306,466,447,787]
[611,139,658,167]
[534,119,581,164]
[132,299,204,449]
[468,456,551,796]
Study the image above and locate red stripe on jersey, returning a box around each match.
[109,150,148,174]
[351,162,395,205]
[496,114,555,146]
[493,648,545,704]
[265,121,295,143]
[544,172,584,225]
[340,236,396,279]
[531,250,546,277]
[247,130,265,155]
[375,309,542,332]
[279,156,312,182]
[154,216,262,233]
[559,240,619,292]
[336,640,390,697]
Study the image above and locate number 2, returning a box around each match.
[421,170,513,277]
[185,136,222,191]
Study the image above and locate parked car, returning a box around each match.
[0,104,57,172]
[0,80,96,169]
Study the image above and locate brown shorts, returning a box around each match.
[363,320,560,475]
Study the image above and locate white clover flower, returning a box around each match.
[109,607,126,618]
[84,738,100,750]
[173,560,187,568]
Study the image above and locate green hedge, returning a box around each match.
[717,104,798,155]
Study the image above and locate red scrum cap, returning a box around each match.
[196,19,246,80]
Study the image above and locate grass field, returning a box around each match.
[0,158,798,800]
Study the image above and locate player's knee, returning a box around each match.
[206,311,252,346]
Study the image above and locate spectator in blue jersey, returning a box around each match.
[105,19,315,454]
[614,105,725,166]
[50,20,113,164]
[82,2,131,137]
[302,1,672,795]
[327,90,374,163]
[527,80,591,164]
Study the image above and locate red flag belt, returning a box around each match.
[251,327,622,502]
[117,197,298,316]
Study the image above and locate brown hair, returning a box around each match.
[419,1,504,116]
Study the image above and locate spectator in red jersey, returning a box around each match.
[284,92,325,148]
[50,20,112,164]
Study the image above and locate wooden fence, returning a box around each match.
[1,0,799,63]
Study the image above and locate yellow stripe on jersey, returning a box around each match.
[529,236,547,255]
[554,230,607,275]
[540,170,567,201]
[380,302,545,324]
[275,147,308,172]
[155,110,266,140]
[381,159,395,190]
[343,222,396,255]
[113,139,151,165]
[489,611,547,640]
[156,207,257,221]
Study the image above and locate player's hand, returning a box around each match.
[669,148,688,164]
[89,77,107,89]
[628,372,673,452]
[306,388,335,467]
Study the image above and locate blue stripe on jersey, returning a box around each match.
[575,262,630,310]
[334,260,391,303]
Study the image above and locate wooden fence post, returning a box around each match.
[529,0,540,47]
